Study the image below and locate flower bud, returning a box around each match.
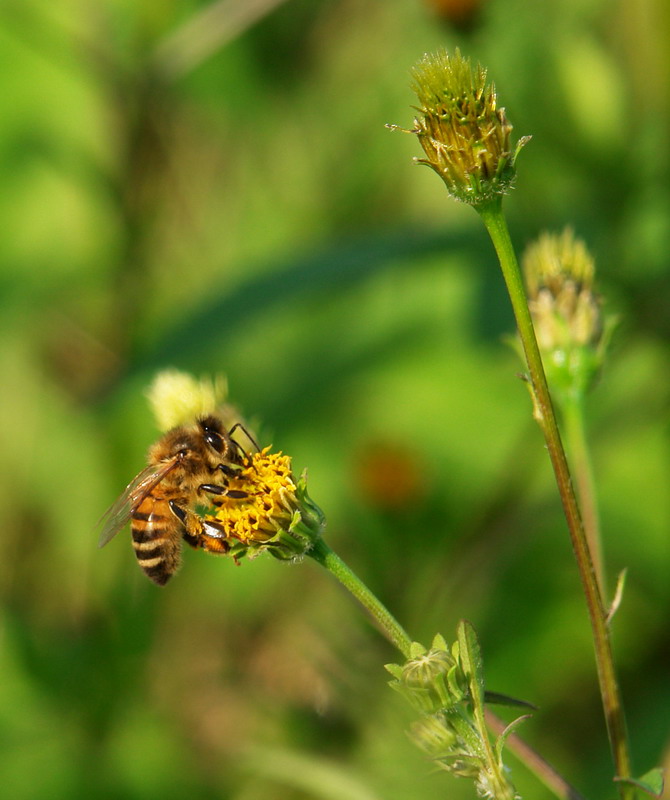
[410,713,483,780]
[409,712,459,757]
[522,229,613,399]
[403,648,456,688]
[388,637,468,713]
[400,48,529,205]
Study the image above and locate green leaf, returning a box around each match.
[494,714,532,766]
[615,767,664,798]
[483,691,537,711]
[457,620,484,709]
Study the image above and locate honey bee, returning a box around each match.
[99,415,255,585]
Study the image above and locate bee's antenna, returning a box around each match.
[228,422,260,454]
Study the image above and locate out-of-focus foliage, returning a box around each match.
[0,1,668,798]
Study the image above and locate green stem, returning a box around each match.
[309,537,588,800]
[561,393,605,597]
[477,198,632,796]
[307,538,413,658]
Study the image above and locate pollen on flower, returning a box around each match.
[204,445,325,563]
[208,449,299,546]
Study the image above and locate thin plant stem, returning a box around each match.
[307,538,413,658]
[561,393,605,597]
[477,197,632,797]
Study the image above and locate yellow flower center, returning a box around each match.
[207,448,297,545]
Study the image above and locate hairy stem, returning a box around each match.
[477,198,631,797]
[308,538,413,657]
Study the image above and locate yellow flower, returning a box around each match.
[207,448,325,562]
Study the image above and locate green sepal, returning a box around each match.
[263,476,327,562]
[265,512,317,561]
[384,663,404,680]
[543,343,602,406]
[409,641,427,658]
[447,661,468,703]
[444,707,486,760]
[386,634,469,713]
[615,767,665,798]
[409,712,459,756]
[294,471,327,531]
[225,540,252,561]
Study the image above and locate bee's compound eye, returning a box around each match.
[204,431,225,454]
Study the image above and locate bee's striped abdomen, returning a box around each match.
[131,494,183,585]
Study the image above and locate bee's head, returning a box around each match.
[149,416,239,476]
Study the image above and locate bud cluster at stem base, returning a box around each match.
[386,627,522,800]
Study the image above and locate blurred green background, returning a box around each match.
[1,0,669,798]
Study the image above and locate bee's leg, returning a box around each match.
[184,519,231,555]
[170,500,231,554]
[217,463,240,479]
[169,500,204,547]
[199,483,249,500]
[198,519,231,554]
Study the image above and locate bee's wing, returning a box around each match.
[97,459,179,548]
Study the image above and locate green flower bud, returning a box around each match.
[411,713,483,780]
[399,48,529,205]
[388,641,467,713]
[409,712,459,756]
[522,228,614,399]
[403,648,456,688]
